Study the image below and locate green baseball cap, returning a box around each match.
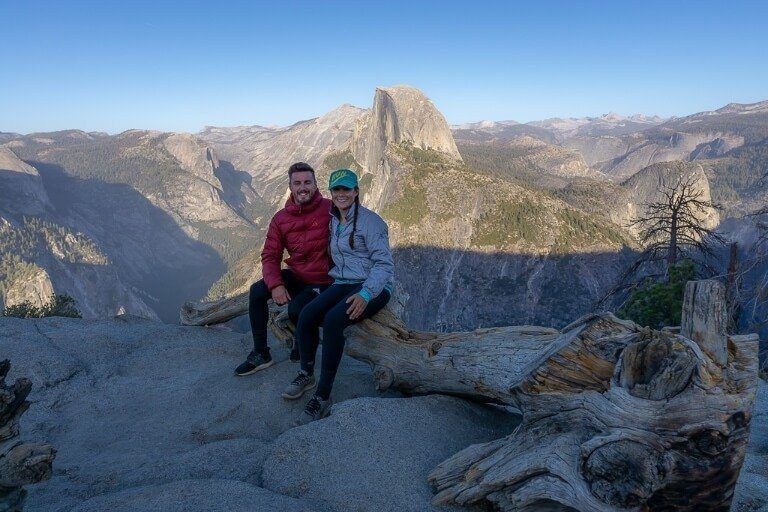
[329,168,358,189]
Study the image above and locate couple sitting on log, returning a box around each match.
[235,162,394,425]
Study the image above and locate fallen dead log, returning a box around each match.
[180,292,248,326]
[0,360,55,511]
[184,280,759,511]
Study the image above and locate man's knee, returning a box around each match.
[249,280,269,302]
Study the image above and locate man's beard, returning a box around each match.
[295,189,313,204]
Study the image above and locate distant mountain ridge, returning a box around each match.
[3,90,767,331]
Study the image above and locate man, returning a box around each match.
[235,162,332,376]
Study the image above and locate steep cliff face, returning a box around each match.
[161,133,222,189]
[0,147,51,215]
[2,131,255,321]
[374,143,634,329]
[199,104,367,208]
[0,216,157,319]
[352,86,462,166]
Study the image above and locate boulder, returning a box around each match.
[732,380,768,512]
[68,479,325,512]
[0,315,390,511]
[262,395,516,512]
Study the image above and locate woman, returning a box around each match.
[282,168,394,425]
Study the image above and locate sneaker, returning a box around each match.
[234,350,274,376]
[281,370,316,400]
[292,395,332,426]
[289,345,300,363]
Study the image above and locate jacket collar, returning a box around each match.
[331,201,358,222]
[284,189,324,215]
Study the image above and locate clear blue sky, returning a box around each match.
[3,0,767,134]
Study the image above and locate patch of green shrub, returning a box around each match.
[3,293,82,319]
[618,260,695,328]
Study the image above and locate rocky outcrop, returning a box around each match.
[0,216,158,320]
[349,86,461,210]
[0,315,505,512]
[352,86,462,166]
[161,133,222,189]
[3,265,54,309]
[598,130,746,181]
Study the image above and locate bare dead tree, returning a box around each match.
[596,171,726,310]
[630,171,725,274]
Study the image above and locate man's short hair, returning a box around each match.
[288,162,315,178]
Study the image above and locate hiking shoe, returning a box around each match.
[281,370,316,400]
[292,395,332,426]
[234,350,274,376]
[289,345,300,363]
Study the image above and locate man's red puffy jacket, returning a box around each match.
[261,189,333,291]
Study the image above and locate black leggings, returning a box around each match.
[248,270,323,356]
[296,283,391,399]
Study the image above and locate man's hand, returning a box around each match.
[271,285,291,305]
[346,293,367,320]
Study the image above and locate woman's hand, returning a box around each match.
[345,293,367,320]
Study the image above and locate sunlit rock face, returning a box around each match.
[3,265,54,309]
[621,160,720,236]
[350,85,462,211]
[199,104,367,210]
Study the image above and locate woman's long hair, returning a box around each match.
[349,194,360,249]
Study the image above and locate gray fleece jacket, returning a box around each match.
[329,203,394,299]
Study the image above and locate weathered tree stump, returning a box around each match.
[0,360,55,511]
[183,280,759,511]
